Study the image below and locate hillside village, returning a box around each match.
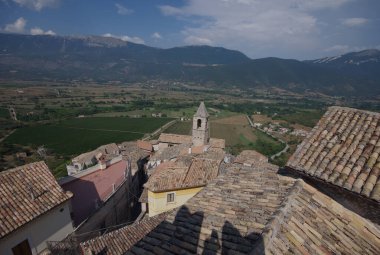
[0,103,380,255]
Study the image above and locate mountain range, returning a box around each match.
[0,33,379,96]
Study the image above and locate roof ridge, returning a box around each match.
[250,179,305,254]
[0,161,46,175]
[328,106,380,116]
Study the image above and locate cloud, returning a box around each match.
[151,32,162,40]
[103,33,145,44]
[115,3,133,15]
[4,17,26,33]
[158,0,354,58]
[341,17,369,27]
[30,27,56,35]
[184,35,212,45]
[323,44,350,53]
[159,5,184,16]
[11,0,60,11]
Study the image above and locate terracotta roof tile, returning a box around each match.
[80,213,168,254]
[0,161,72,238]
[82,163,380,255]
[137,140,153,152]
[234,150,268,166]
[209,138,226,149]
[287,106,380,202]
[158,133,192,144]
[145,154,222,192]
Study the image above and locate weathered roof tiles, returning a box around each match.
[0,161,72,239]
[80,162,380,255]
[287,106,380,202]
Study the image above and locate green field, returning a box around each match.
[273,109,324,128]
[164,121,192,135]
[5,117,172,156]
[0,108,8,119]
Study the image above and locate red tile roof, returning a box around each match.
[234,150,268,166]
[287,106,380,202]
[158,133,192,144]
[144,156,222,193]
[137,140,153,152]
[80,213,168,254]
[0,161,72,238]
[61,160,127,226]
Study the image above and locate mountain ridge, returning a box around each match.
[0,33,379,96]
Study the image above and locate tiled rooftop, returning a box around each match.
[73,143,120,164]
[144,162,189,192]
[81,213,168,254]
[136,140,153,152]
[0,161,72,238]
[145,155,223,193]
[61,160,128,226]
[81,162,380,255]
[158,133,192,144]
[209,138,226,149]
[150,143,190,161]
[287,106,380,202]
[119,141,150,173]
[234,150,268,166]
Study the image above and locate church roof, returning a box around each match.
[194,102,209,118]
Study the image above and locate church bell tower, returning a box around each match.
[192,102,210,146]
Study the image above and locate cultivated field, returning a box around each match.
[164,121,192,135]
[5,117,172,156]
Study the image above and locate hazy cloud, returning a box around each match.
[103,33,145,44]
[324,44,350,53]
[4,17,26,33]
[30,27,55,35]
[151,32,162,39]
[159,5,184,16]
[184,35,212,45]
[115,3,133,15]
[11,0,60,11]
[342,17,369,27]
[159,0,355,58]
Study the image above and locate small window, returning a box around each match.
[197,119,202,128]
[167,192,175,203]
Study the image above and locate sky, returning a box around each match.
[0,0,379,59]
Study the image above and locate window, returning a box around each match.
[12,239,32,255]
[167,192,175,203]
[197,119,202,128]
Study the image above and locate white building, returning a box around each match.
[0,161,74,255]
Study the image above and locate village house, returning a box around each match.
[81,159,380,255]
[0,162,74,255]
[139,103,227,217]
[59,140,151,236]
[66,143,121,175]
[141,149,225,217]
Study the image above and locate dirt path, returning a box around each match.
[246,115,289,160]
[143,119,178,141]
[0,129,15,144]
